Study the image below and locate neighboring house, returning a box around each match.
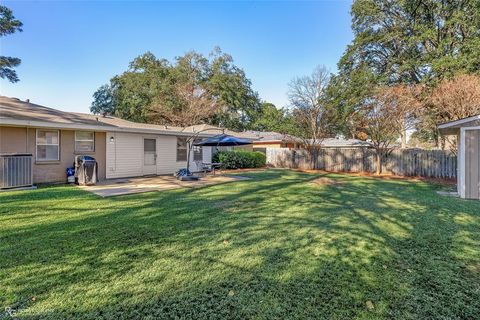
[246,130,371,151]
[0,96,222,184]
[312,138,372,148]
[245,131,302,150]
[438,115,480,200]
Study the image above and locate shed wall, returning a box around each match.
[465,129,480,199]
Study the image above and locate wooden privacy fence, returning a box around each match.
[266,148,457,178]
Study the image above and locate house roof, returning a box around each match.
[245,130,371,148]
[316,138,372,148]
[183,124,259,139]
[0,96,242,138]
[245,131,302,143]
[438,115,480,135]
[0,96,115,128]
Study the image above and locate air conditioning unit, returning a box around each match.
[0,153,33,189]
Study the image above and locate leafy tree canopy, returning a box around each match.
[288,66,335,147]
[0,5,23,83]
[249,102,297,134]
[344,0,480,84]
[328,0,480,140]
[91,48,261,130]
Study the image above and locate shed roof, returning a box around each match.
[438,115,480,135]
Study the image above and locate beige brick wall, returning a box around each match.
[0,126,106,183]
[0,126,28,153]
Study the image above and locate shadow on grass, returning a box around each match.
[0,170,479,319]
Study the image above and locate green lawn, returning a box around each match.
[0,170,479,319]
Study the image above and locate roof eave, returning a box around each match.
[438,127,460,136]
[438,115,480,129]
[0,119,215,137]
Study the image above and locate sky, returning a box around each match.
[0,0,353,113]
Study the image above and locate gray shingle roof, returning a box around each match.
[0,96,246,138]
[244,131,301,142]
[244,131,370,147]
[316,138,372,148]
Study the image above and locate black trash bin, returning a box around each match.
[74,155,98,185]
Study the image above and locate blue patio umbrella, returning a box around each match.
[193,134,252,147]
[177,133,252,181]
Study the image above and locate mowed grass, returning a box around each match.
[0,170,479,319]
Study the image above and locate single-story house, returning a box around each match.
[0,96,233,185]
[246,131,302,150]
[438,115,480,200]
[246,130,371,152]
[311,138,372,148]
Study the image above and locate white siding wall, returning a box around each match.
[106,132,143,179]
[157,135,186,174]
[203,146,212,163]
[188,144,212,172]
[106,132,213,179]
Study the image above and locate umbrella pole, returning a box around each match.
[183,127,225,179]
[185,132,199,175]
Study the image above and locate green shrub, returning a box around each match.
[213,150,266,169]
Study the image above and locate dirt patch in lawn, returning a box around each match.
[310,177,344,186]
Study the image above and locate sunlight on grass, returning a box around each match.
[0,170,479,319]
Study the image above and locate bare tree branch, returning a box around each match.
[288,66,332,151]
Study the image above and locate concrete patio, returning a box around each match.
[78,174,250,197]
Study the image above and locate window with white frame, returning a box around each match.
[75,131,95,152]
[177,137,188,161]
[193,139,203,161]
[36,129,59,161]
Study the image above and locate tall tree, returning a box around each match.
[90,84,116,116]
[207,48,261,130]
[393,74,480,149]
[329,0,480,141]
[360,87,410,174]
[343,0,480,85]
[429,74,480,122]
[250,102,297,134]
[0,5,23,83]
[326,64,379,139]
[288,66,333,149]
[91,48,261,129]
[381,84,423,147]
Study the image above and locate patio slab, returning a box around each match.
[79,174,250,197]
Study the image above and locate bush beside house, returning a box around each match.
[214,150,266,169]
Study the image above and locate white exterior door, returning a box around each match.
[143,138,157,175]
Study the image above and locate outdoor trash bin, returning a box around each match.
[66,167,75,183]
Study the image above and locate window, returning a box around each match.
[177,137,187,161]
[75,131,95,152]
[193,139,203,161]
[36,130,59,161]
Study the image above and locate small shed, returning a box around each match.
[438,115,480,199]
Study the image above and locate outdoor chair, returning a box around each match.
[195,161,223,176]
